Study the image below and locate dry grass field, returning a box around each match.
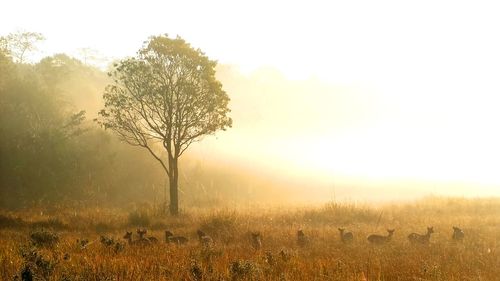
[1,197,499,281]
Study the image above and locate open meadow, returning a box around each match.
[1,197,499,281]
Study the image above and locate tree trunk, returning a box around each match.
[168,157,179,215]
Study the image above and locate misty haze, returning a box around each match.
[1,1,500,280]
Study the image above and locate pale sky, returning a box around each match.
[3,0,500,196]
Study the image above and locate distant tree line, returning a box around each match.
[0,32,300,211]
[0,32,167,209]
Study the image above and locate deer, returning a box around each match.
[100,235,115,247]
[338,228,353,243]
[137,229,158,243]
[408,227,434,244]
[250,232,262,250]
[165,230,188,245]
[197,230,214,247]
[279,248,291,261]
[452,226,464,241]
[123,231,151,246]
[367,229,395,245]
[76,238,90,249]
[297,229,309,247]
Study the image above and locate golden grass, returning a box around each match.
[1,197,499,280]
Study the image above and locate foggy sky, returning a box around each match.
[3,0,500,197]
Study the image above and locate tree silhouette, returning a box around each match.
[98,35,232,215]
[0,31,45,63]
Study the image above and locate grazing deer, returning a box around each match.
[251,232,262,250]
[124,231,151,246]
[197,230,214,247]
[165,230,188,245]
[338,228,354,243]
[452,226,464,241]
[297,229,309,247]
[367,229,395,244]
[408,227,434,244]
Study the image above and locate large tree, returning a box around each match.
[98,35,232,215]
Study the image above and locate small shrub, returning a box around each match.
[230,260,261,280]
[19,246,57,280]
[190,259,203,281]
[30,229,59,247]
[20,264,34,281]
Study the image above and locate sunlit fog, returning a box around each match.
[2,0,500,204]
[3,2,500,280]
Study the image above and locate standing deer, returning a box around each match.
[452,226,464,241]
[367,229,395,244]
[408,227,434,244]
[338,228,353,243]
[197,230,213,247]
[297,229,309,247]
[251,232,262,250]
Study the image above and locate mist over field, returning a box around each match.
[2,1,500,280]
[2,1,500,207]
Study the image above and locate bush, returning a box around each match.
[30,229,59,247]
[19,246,57,280]
[230,260,261,280]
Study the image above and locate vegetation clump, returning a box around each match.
[29,230,59,247]
[230,260,261,280]
[16,246,57,280]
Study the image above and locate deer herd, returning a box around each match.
[101,226,466,249]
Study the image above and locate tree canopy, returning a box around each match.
[99,35,232,214]
[0,31,45,63]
